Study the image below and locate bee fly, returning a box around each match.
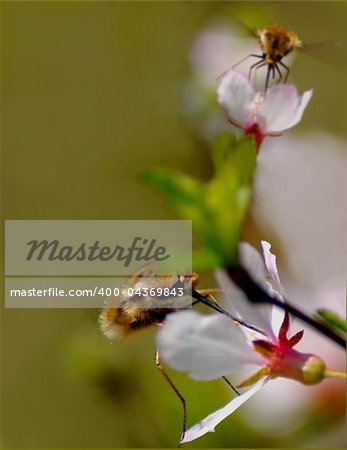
[98,266,257,441]
[233,24,303,91]
[99,266,199,339]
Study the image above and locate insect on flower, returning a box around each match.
[229,17,344,92]
[233,24,303,91]
[98,265,256,338]
[99,266,199,339]
[98,265,255,441]
[254,25,302,89]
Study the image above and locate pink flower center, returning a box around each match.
[252,312,325,385]
[244,123,264,150]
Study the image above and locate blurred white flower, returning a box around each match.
[189,22,258,87]
[217,70,313,147]
[183,21,263,140]
[252,131,345,315]
[246,131,346,432]
[158,241,326,443]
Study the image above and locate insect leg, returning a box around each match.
[155,348,187,443]
[278,61,290,83]
[274,63,283,83]
[197,288,223,296]
[248,58,266,82]
[233,53,263,69]
[264,63,272,91]
[251,61,268,88]
[222,376,240,396]
[217,54,263,82]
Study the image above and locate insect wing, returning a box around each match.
[300,39,345,70]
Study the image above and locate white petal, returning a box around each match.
[260,241,289,336]
[261,240,286,297]
[181,378,269,444]
[217,70,255,128]
[216,266,274,339]
[157,310,256,380]
[270,305,286,340]
[285,89,313,129]
[239,242,268,289]
[256,85,312,133]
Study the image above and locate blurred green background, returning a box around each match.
[1,1,346,448]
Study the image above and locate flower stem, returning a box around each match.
[324,369,346,380]
[227,266,346,349]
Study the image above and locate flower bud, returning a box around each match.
[267,348,326,385]
[300,354,326,385]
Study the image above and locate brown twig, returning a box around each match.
[227,266,346,349]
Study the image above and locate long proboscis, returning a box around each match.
[191,288,265,335]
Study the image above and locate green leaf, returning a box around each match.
[192,248,222,271]
[140,168,205,223]
[140,169,202,207]
[317,309,347,333]
[203,134,257,264]
[141,134,257,267]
